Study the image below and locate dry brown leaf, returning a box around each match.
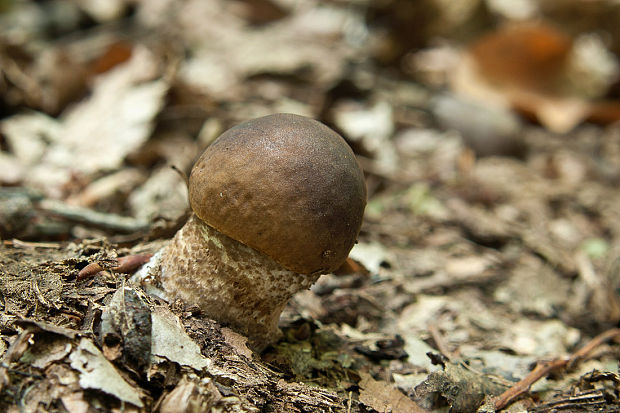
[358,372,427,413]
[470,23,572,92]
[453,23,619,133]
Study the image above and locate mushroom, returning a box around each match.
[137,113,366,351]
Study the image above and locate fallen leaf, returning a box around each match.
[69,338,144,407]
[469,23,572,92]
[150,306,211,370]
[0,46,168,198]
[348,242,392,275]
[454,23,620,133]
[414,357,508,413]
[358,372,426,413]
[100,287,152,372]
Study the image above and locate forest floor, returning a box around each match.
[1,1,619,412]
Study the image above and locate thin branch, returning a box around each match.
[494,327,620,410]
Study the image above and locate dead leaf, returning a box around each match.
[414,357,508,413]
[89,41,134,75]
[359,372,427,413]
[0,330,34,392]
[470,23,572,92]
[100,286,152,372]
[15,318,79,339]
[150,306,211,370]
[0,46,167,199]
[431,93,526,158]
[56,46,167,175]
[348,241,392,275]
[69,338,144,407]
[454,22,620,133]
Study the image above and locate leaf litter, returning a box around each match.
[1,0,620,412]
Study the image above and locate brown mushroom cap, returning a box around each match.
[188,113,367,275]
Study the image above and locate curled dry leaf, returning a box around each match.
[100,287,152,373]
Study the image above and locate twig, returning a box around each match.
[494,327,620,410]
[170,165,189,189]
[32,279,60,310]
[428,323,456,361]
[347,391,352,413]
[4,239,61,249]
[567,328,620,368]
[494,359,567,410]
[38,199,149,233]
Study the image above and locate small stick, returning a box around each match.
[170,165,189,189]
[494,359,567,410]
[38,199,149,233]
[567,328,620,368]
[428,323,456,361]
[4,239,61,249]
[494,327,620,410]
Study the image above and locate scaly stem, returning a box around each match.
[156,214,319,351]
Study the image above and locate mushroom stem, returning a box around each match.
[158,214,320,351]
